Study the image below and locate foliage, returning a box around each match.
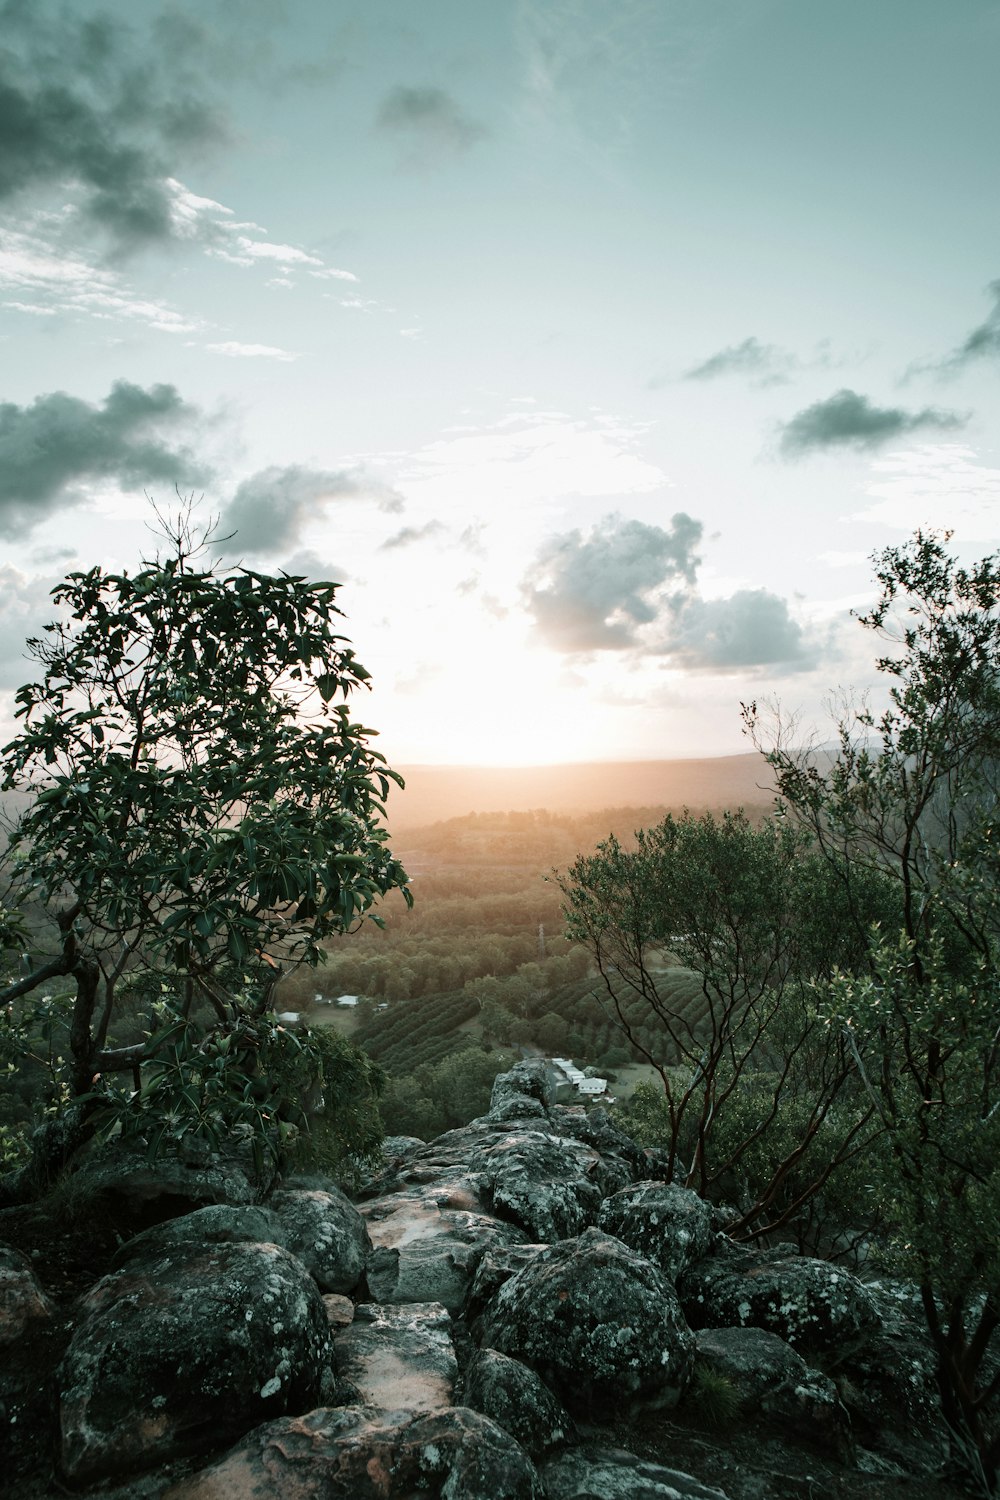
[560,809,889,1241]
[0,501,409,1186]
[378,1043,513,1138]
[746,530,1000,1489]
[686,1365,741,1429]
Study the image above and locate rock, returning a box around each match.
[58,1241,334,1482]
[362,1191,526,1313]
[477,1130,609,1241]
[680,1241,878,1358]
[463,1348,576,1458]
[0,1243,53,1345]
[334,1302,457,1412]
[465,1243,549,1325]
[488,1059,556,1119]
[542,1445,732,1498]
[164,1405,543,1499]
[597,1182,712,1283]
[322,1294,354,1327]
[481,1227,694,1416]
[694,1327,853,1458]
[110,1204,282,1269]
[61,1142,256,1232]
[269,1186,372,1294]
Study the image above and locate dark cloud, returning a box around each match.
[661,589,819,673]
[0,381,201,539]
[522,512,703,653]
[681,336,796,387]
[946,280,1000,368]
[0,1,227,248]
[779,388,967,456]
[380,521,446,550]
[376,85,487,161]
[220,465,404,557]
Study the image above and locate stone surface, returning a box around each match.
[62,1143,257,1228]
[463,1347,575,1458]
[598,1181,713,1284]
[680,1242,878,1357]
[163,1405,543,1499]
[0,1243,53,1346]
[481,1226,694,1416]
[695,1327,853,1458]
[477,1129,614,1241]
[110,1205,282,1270]
[362,1188,526,1312]
[58,1241,334,1482]
[488,1058,556,1118]
[465,1242,549,1325]
[269,1186,371,1294]
[334,1301,457,1412]
[542,1446,732,1499]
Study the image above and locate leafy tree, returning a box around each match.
[746,530,1000,1489]
[560,809,893,1241]
[0,503,410,1185]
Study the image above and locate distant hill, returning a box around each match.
[386,754,775,830]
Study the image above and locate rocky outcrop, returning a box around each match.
[1,1060,967,1499]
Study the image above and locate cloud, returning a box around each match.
[681,336,798,387]
[522,510,821,672]
[943,280,1000,368]
[0,563,61,688]
[376,86,487,162]
[204,341,297,361]
[854,443,1000,540]
[779,388,967,456]
[0,381,201,539]
[380,521,446,551]
[0,224,205,332]
[0,2,227,249]
[219,465,405,556]
[661,589,819,672]
[522,512,703,652]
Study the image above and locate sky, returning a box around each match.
[1,0,999,768]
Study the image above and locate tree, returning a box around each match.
[560,809,892,1242]
[0,502,410,1184]
[745,530,1000,1490]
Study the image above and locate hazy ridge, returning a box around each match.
[387,752,774,830]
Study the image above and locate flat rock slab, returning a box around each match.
[543,1446,732,1499]
[362,1192,526,1312]
[334,1301,457,1412]
[164,1404,543,1500]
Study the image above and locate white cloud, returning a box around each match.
[205,341,297,361]
[855,444,1000,540]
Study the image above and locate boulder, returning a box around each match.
[680,1242,877,1358]
[58,1241,334,1482]
[60,1142,257,1231]
[0,1243,53,1345]
[488,1059,556,1119]
[465,1243,549,1325]
[463,1348,575,1459]
[269,1186,372,1294]
[163,1405,543,1500]
[597,1182,713,1283]
[694,1327,853,1458]
[334,1301,457,1411]
[477,1130,611,1241]
[481,1227,694,1416]
[542,1446,732,1498]
[110,1204,282,1269]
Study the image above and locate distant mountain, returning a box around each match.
[386,754,775,830]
